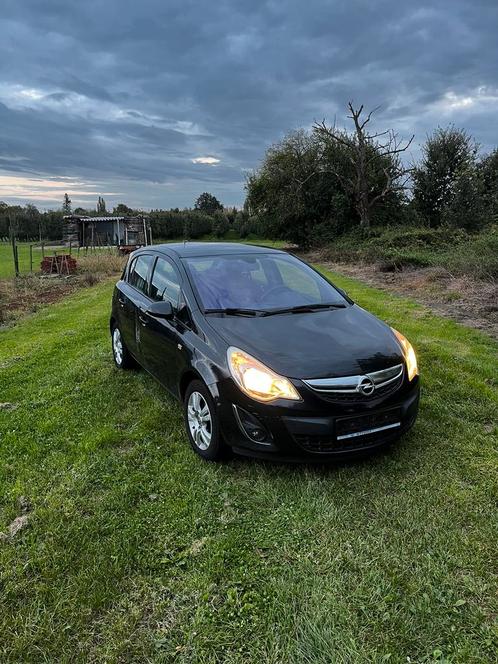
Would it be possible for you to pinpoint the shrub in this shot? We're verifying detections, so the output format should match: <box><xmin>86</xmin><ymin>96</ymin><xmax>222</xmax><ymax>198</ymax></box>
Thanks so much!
<box><xmin>183</xmin><ymin>211</ymin><xmax>212</xmax><ymax>239</ymax></box>
<box><xmin>212</xmin><ymin>210</ymin><xmax>230</xmax><ymax>238</ymax></box>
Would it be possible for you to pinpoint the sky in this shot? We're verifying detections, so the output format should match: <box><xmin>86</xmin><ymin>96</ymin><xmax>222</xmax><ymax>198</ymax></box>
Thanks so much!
<box><xmin>1</xmin><ymin>0</ymin><xmax>497</xmax><ymax>211</ymax></box>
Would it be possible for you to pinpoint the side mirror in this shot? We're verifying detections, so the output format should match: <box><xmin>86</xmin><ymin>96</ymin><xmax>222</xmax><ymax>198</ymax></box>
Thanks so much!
<box><xmin>146</xmin><ymin>300</ymin><xmax>174</xmax><ymax>319</ymax></box>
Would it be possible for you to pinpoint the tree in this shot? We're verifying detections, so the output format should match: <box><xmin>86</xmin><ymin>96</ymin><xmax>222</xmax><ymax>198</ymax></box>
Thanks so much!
<box><xmin>479</xmin><ymin>149</ymin><xmax>498</xmax><ymax>224</ymax></box>
<box><xmin>22</xmin><ymin>203</ymin><xmax>41</xmax><ymax>241</ymax></box>
<box><xmin>441</xmin><ymin>169</ymin><xmax>484</xmax><ymax>230</ymax></box>
<box><xmin>245</xmin><ymin>129</ymin><xmax>330</xmax><ymax>247</ymax></box>
<box><xmin>412</xmin><ymin>126</ymin><xmax>478</xmax><ymax>228</ymax></box>
<box><xmin>113</xmin><ymin>203</ymin><xmax>133</xmax><ymax>216</ymax></box>
<box><xmin>62</xmin><ymin>193</ymin><xmax>72</xmax><ymax>215</ymax></box>
<box><xmin>97</xmin><ymin>196</ymin><xmax>107</xmax><ymax>214</ymax></box>
<box><xmin>314</xmin><ymin>102</ymin><xmax>413</xmax><ymax>229</ymax></box>
<box><xmin>194</xmin><ymin>192</ymin><xmax>223</xmax><ymax>215</ymax></box>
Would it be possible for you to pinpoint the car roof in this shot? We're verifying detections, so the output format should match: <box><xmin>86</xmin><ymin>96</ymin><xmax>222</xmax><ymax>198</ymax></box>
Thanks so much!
<box><xmin>148</xmin><ymin>242</ymin><xmax>285</xmax><ymax>258</ymax></box>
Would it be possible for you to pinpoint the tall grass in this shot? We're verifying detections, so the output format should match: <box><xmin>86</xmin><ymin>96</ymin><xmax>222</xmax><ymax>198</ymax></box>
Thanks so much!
<box><xmin>320</xmin><ymin>225</ymin><xmax>498</xmax><ymax>279</ymax></box>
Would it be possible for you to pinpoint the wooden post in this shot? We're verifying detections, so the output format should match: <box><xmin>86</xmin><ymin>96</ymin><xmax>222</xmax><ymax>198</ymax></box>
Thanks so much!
<box><xmin>11</xmin><ymin>234</ymin><xmax>20</xmax><ymax>277</ymax></box>
<box><xmin>41</xmin><ymin>242</ymin><xmax>45</xmax><ymax>258</ymax></box>
<box><xmin>142</xmin><ymin>217</ymin><xmax>147</xmax><ymax>246</ymax></box>
<box><xmin>69</xmin><ymin>241</ymin><xmax>72</xmax><ymax>255</ymax></box>
<box><xmin>29</xmin><ymin>244</ymin><xmax>33</xmax><ymax>272</ymax></box>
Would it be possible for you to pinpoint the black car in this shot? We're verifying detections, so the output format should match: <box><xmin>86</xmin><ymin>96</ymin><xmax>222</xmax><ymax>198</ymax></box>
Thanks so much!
<box><xmin>110</xmin><ymin>242</ymin><xmax>419</xmax><ymax>461</ymax></box>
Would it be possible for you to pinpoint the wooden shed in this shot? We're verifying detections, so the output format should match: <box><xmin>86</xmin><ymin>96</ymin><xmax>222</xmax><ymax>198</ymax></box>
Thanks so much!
<box><xmin>63</xmin><ymin>215</ymin><xmax>151</xmax><ymax>249</ymax></box>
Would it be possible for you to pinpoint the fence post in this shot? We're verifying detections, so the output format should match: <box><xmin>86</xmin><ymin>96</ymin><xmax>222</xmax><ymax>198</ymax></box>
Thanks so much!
<box><xmin>11</xmin><ymin>234</ymin><xmax>20</xmax><ymax>277</ymax></box>
<box><xmin>30</xmin><ymin>244</ymin><xmax>33</xmax><ymax>272</ymax></box>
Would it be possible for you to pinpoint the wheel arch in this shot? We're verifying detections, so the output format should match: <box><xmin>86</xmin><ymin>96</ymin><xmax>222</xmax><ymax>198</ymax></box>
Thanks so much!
<box><xmin>179</xmin><ymin>363</ymin><xmax>219</xmax><ymax>402</ymax></box>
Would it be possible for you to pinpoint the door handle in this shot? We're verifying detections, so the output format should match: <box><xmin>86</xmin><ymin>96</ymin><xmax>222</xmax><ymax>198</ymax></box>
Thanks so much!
<box><xmin>118</xmin><ymin>296</ymin><xmax>125</xmax><ymax>307</ymax></box>
<box><xmin>138</xmin><ymin>313</ymin><xmax>148</xmax><ymax>326</ymax></box>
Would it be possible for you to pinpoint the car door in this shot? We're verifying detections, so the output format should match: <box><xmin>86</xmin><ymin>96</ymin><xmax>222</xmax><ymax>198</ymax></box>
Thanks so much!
<box><xmin>139</xmin><ymin>255</ymin><xmax>184</xmax><ymax>393</ymax></box>
<box><xmin>118</xmin><ymin>253</ymin><xmax>155</xmax><ymax>360</ymax></box>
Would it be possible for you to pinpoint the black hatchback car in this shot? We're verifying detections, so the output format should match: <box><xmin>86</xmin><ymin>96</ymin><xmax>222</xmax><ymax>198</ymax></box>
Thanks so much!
<box><xmin>110</xmin><ymin>243</ymin><xmax>419</xmax><ymax>461</ymax></box>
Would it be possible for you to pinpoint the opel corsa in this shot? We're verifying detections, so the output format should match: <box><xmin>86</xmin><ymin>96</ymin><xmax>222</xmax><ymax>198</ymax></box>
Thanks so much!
<box><xmin>110</xmin><ymin>243</ymin><xmax>420</xmax><ymax>461</ymax></box>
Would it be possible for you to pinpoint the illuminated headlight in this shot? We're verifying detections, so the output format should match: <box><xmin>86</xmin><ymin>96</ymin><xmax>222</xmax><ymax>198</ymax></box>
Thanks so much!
<box><xmin>392</xmin><ymin>328</ymin><xmax>418</xmax><ymax>381</ymax></box>
<box><xmin>227</xmin><ymin>347</ymin><xmax>301</xmax><ymax>403</ymax></box>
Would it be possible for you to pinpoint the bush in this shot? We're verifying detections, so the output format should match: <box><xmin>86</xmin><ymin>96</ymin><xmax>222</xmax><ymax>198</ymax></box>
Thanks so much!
<box><xmin>149</xmin><ymin>210</ymin><xmax>212</xmax><ymax>240</ymax></box>
<box><xmin>319</xmin><ymin>224</ymin><xmax>498</xmax><ymax>279</ymax></box>
<box><xmin>183</xmin><ymin>211</ymin><xmax>212</xmax><ymax>239</ymax></box>
<box><xmin>212</xmin><ymin>210</ymin><xmax>230</xmax><ymax>238</ymax></box>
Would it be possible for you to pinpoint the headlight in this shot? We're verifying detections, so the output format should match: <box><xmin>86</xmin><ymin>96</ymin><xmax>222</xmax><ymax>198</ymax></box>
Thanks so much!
<box><xmin>227</xmin><ymin>347</ymin><xmax>301</xmax><ymax>402</ymax></box>
<box><xmin>392</xmin><ymin>328</ymin><xmax>418</xmax><ymax>381</ymax></box>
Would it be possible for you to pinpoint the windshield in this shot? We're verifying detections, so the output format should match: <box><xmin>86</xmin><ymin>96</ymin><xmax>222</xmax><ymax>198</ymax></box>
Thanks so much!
<box><xmin>183</xmin><ymin>253</ymin><xmax>348</xmax><ymax>312</ymax></box>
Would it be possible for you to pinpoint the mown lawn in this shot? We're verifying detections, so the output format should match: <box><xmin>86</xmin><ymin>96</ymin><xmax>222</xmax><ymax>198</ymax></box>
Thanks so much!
<box><xmin>0</xmin><ymin>242</ymin><xmax>45</xmax><ymax>279</ymax></box>
<box><xmin>0</xmin><ymin>269</ymin><xmax>497</xmax><ymax>663</ymax></box>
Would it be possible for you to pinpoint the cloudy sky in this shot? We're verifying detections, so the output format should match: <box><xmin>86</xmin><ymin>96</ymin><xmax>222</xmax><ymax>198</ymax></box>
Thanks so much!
<box><xmin>1</xmin><ymin>0</ymin><xmax>497</xmax><ymax>210</ymax></box>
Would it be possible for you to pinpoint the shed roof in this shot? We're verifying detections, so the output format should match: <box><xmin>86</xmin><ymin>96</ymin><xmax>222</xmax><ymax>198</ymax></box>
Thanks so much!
<box><xmin>63</xmin><ymin>215</ymin><xmax>145</xmax><ymax>223</ymax></box>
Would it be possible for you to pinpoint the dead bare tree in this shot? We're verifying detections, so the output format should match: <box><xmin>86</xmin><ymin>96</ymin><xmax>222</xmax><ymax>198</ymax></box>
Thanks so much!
<box><xmin>314</xmin><ymin>102</ymin><xmax>414</xmax><ymax>228</ymax></box>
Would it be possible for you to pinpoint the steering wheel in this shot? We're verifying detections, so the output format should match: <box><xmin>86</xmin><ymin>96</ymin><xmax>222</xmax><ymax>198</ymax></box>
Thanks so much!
<box><xmin>260</xmin><ymin>285</ymin><xmax>291</xmax><ymax>303</ymax></box>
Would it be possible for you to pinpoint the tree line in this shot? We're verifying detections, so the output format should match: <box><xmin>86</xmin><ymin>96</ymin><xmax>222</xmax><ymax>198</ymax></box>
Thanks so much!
<box><xmin>245</xmin><ymin>103</ymin><xmax>498</xmax><ymax>247</ymax></box>
<box><xmin>4</xmin><ymin>102</ymin><xmax>495</xmax><ymax>248</ymax></box>
<box><xmin>0</xmin><ymin>192</ymin><xmax>239</xmax><ymax>242</ymax></box>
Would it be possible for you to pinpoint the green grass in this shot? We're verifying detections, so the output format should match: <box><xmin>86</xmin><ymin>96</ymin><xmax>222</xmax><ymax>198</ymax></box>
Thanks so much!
<box><xmin>0</xmin><ymin>242</ymin><xmax>46</xmax><ymax>278</ymax></box>
<box><xmin>0</xmin><ymin>269</ymin><xmax>497</xmax><ymax>662</ymax></box>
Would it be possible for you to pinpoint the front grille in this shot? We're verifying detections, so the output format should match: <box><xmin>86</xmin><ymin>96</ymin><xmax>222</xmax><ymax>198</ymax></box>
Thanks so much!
<box><xmin>294</xmin><ymin>408</ymin><xmax>402</xmax><ymax>454</ymax></box>
<box><xmin>303</xmin><ymin>363</ymin><xmax>404</xmax><ymax>402</ymax></box>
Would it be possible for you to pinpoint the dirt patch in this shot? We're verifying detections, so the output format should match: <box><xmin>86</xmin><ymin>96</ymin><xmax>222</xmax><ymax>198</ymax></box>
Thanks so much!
<box><xmin>0</xmin><ymin>496</ymin><xmax>32</xmax><ymax>542</ymax></box>
<box><xmin>0</xmin><ymin>274</ymin><xmax>78</xmax><ymax>324</ymax></box>
<box><xmin>303</xmin><ymin>252</ymin><xmax>498</xmax><ymax>339</ymax></box>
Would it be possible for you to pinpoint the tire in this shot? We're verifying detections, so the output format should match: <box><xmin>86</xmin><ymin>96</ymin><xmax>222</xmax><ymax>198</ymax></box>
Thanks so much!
<box><xmin>184</xmin><ymin>380</ymin><xmax>224</xmax><ymax>461</ymax></box>
<box><xmin>111</xmin><ymin>324</ymin><xmax>136</xmax><ymax>370</ymax></box>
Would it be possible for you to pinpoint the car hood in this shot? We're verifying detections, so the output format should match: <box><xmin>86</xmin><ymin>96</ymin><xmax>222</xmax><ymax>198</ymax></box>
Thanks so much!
<box><xmin>206</xmin><ymin>304</ymin><xmax>404</xmax><ymax>379</ymax></box>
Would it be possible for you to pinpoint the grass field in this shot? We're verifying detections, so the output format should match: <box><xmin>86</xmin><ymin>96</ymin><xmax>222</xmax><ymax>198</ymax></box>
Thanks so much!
<box><xmin>0</xmin><ymin>242</ymin><xmax>45</xmax><ymax>278</ymax></box>
<box><xmin>0</xmin><ymin>268</ymin><xmax>497</xmax><ymax>662</ymax></box>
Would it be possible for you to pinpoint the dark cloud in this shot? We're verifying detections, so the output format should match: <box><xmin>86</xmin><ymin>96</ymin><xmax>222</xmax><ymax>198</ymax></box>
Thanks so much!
<box><xmin>1</xmin><ymin>0</ymin><xmax>497</xmax><ymax>208</ymax></box>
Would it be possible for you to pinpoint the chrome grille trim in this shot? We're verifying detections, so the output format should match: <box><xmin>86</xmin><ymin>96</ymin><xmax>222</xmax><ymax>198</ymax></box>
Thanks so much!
<box><xmin>336</xmin><ymin>421</ymin><xmax>401</xmax><ymax>440</ymax></box>
<box><xmin>303</xmin><ymin>363</ymin><xmax>404</xmax><ymax>395</ymax></box>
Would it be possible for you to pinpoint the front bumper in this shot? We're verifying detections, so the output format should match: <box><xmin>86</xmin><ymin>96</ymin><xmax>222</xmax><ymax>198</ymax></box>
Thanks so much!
<box><xmin>215</xmin><ymin>375</ymin><xmax>420</xmax><ymax>462</ymax></box>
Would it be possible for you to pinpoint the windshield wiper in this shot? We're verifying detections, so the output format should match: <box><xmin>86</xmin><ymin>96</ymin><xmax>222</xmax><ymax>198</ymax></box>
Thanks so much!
<box><xmin>204</xmin><ymin>307</ymin><xmax>266</xmax><ymax>317</ymax></box>
<box><xmin>261</xmin><ymin>303</ymin><xmax>347</xmax><ymax>316</ymax></box>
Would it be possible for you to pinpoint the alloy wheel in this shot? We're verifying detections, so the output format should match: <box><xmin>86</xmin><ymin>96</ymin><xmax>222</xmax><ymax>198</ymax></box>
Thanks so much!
<box><xmin>187</xmin><ymin>391</ymin><xmax>212</xmax><ymax>450</ymax></box>
<box><xmin>112</xmin><ymin>327</ymin><xmax>123</xmax><ymax>366</ymax></box>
